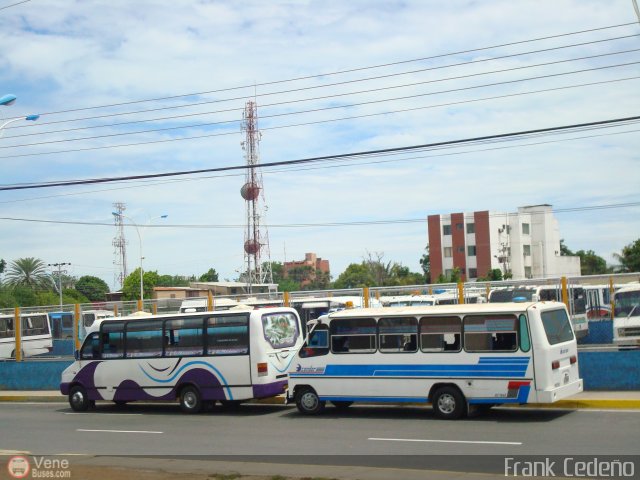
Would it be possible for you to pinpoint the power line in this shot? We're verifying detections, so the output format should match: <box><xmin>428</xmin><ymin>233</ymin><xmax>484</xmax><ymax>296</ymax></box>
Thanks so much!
<box><xmin>6</xmin><ymin>32</ymin><xmax>638</xmax><ymax>131</ymax></box>
<box><xmin>2</xmin><ymin>60</ymin><xmax>639</xmax><ymax>159</ymax></box>
<box><xmin>2</xmin><ymin>124</ymin><xmax>638</xmax><ymax>205</ymax></box>
<box><xmin>4</xmin><ymin>47</ymin><xmax>639</xmax><ymax>148</ymax></box>
<box><xmin>0</xmin><ymin>0</ymin><xmax>31</xmax><ymax>12</ymax></box>
<box><xmin>1</xmin><ymin>202</ymin><xmax>638</xmax><ymax>229</ymax></box>
<box><xmin>1</xmin><ymin>114</ymin><xmax>638</xmax><ymax>191</ymax></box>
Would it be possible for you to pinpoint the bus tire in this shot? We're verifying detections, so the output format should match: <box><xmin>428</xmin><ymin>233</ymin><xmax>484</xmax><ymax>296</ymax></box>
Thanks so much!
<box><xmin>295</xmin><ymin>387</ymin><xmax>325</xmax><ymax>415</ymax></box>
<box><xmin>179</xmin><ymin>386</ymin><xmax>202</xmax><ymax>414</ymax></box>
<box><xmin>69</xmin><ymin>385</ymin><xmax>90</xmax><ymax>412</ymax></box>
<box><xmin>432</xmin><ymin>386</ymin><xmax>466</xmax><ymax>420</ymax></box>
<box><xmin>331</xmin><ymin>401</ymin><xmax>353</xmax><ymax>410</ymax></box>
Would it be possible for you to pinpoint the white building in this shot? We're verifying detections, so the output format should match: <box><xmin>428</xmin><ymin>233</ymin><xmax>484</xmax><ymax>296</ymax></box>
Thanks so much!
<box><xmin>427</xmin><ymin>204</ymin><xmax>581</xmax><ymax>281</ymax></box>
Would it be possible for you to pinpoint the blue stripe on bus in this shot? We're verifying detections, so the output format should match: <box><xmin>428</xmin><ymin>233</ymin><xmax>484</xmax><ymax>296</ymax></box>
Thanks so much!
<box><xmin>320</xmin><ymin>396</ymin><xmax>429</xmax><ymax>403</ymax></box>
<box><xmin>139</xmin><ymin>360</ymin><xmax>234</xmax><ymax>400</ymax></box>
<box><xmin>469</xmin><ymin>385</ymin><xmax>531</xmax><ymax>404</ymax></box>
<box><xmin>290</xmin><ymin>357</ymin><xmax>530</xmax><ymax>379</ymax></box>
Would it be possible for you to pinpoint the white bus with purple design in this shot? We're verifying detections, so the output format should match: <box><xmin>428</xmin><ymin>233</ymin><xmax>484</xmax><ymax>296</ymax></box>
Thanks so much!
<box><xmin>287</xmin><ymin>302</ymin><xmax>582</xmax><ymax>419</ymax></box>
<box><xmin>60</xmin><ymin>307</ymin><xmax>302</xmax><ymax>413</ymax></box>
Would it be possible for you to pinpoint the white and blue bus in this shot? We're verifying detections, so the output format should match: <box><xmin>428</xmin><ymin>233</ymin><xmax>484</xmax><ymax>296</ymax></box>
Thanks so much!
<box><xmin>61</xmin><ymin>306</ymin><xmax>303</xmax><ymax>413</ymax></box>
<box><xmin>0</xmin><ymin>312</ymin><xmax>53</xmax><ymax>358</ymax></box>
<box><xmin>287</xmin><ymin>302</ymin><xmax>582</xmax><ymax>419</ymax></box>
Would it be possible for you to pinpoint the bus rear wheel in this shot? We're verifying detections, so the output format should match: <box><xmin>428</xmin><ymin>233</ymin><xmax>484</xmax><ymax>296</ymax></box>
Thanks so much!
<box><xmin>432</xmin><ymin>386</ymin><xmax>466</xmax><ymax>420</ymax></box>
<box><xmin>295</xmin><ymin>387</ymin><xmax>325</xmax><ymax>415</ymax></box>
<box><xmin>179</xmin><ymin>386</ymin><xmax>202</xmax><ymax>414</ymax></box>
<box><xmin>69</xmin><ymin>385</ymin><xmax>89</xmax><ymax>412</ymax></box>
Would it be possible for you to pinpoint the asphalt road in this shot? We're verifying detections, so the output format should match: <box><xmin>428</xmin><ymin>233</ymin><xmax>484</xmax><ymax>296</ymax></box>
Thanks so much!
<box><xmin>1</xmin><ymin>402</ymin><xmax>639</xmax><ymax>477</ymax></box>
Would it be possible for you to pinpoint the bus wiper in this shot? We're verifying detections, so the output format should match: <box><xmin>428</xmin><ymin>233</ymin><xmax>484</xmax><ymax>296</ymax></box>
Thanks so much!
<box><xmin>626</xmin><ymin>305</ymin><xmax>639</xmax><ymax>320</ymax></box>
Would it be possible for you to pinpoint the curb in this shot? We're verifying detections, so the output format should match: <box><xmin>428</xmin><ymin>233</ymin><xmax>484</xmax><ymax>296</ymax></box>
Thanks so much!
<box><xmin>1</xmin><ymin>394</ymin><xmax>640</xmax><ymax>409</ymax></box>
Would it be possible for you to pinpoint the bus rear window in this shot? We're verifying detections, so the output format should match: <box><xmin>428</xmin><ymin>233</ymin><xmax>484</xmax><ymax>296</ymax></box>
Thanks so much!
<box><xmin>262</xmin><ymin>312</ymin><xmax>300</xmax><ymax>349</ymax></box>
<box><xmin>541</xmin><ymin>309</ymin><xmax>574</xmax><ymax>345</ymax></box>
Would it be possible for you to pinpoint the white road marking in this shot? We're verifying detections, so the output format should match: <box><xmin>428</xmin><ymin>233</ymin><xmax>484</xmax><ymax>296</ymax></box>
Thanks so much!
<box><xmin>369</xmin><ymin>437</ymin><xmax>522</xmax><ymax>445</ymax></box>
<box><xmin>77</xmin><ymin>429</ymin><xmax>163</xmax><ymax>434</ymax></box>
<box><xmin>0</xmin><ymin>450</ymin><xmax>31</xmax><ymax>455</ymax></box>
<box><xmin>64</xmin><ymin>412</ymin><xmax>143</xmax><ymax>416</ymax></box>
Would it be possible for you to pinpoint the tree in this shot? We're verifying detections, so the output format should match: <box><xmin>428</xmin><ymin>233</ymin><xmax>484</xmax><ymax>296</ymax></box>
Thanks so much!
<box><xmin>560</xmin><ymin>239</ymin><xmax>574</xmax><ymax>256</ymax></box>
<box><xmin>76</xmin><ymin>276</ymin><xmax>110</xmax><ymax>301</ymax></box>
<box><xmin>613</xmin><ymin>239</ymin><xmax>640</xmax><ymax>272</ymax></box>
<box><xmin>574</xmin><ymin>250</ymin><xmax>609</xmax><ymax>275</ymax></box>
<box><xmin>0</xmin><ymin>258</ymin><xmax>5</xmax><ymax>275</ymax></box>
<box><xmin>477</xmin><ymin>268</ymin><xmax>503</xmax><ymax>282</ymax></box>
<box><xmin>156</xmin><ymin>274</ymin><xmax>192</xmax><ymax>287</ymax></box>
<box><xmin>198</xmin><ymin>268</ymin><xmax>219</xmax><ymax>282</ymax></box>
<box><xmin>5</xmin><ymin>257</ymin><xmax>52</xmax><ymax>289</ymax></box>
<box><xmin>333</xmin><ymin>263</ymin><xmax>375</xmax><ymax>289</ymax></box>
<box><xmin>419</xmin><ymin>246</ymin><xmax>430</xmax><ymax>283</ymax></box>
<box><xmin>122</xmin><ymin>268</ymin><xmax>160</xmax><ymax>300</ymax></box>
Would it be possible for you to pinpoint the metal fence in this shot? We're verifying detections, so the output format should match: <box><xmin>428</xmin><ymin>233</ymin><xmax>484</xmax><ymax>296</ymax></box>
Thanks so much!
<box><xmin>1</xmin><ymin>273</ymin><xmax>638</xmax><ymax>361</ymax></box>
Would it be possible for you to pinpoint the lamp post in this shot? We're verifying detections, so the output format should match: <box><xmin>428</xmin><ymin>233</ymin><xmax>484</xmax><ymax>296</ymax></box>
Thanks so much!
<box><xmin>112</xmin><ymin>212</ymin><xmax>168</xmax><ymax>301</ymax></box>
<box><xmin>1</xmin><ymin>94</ymin><xmax>40</xmax><ymax>137</ymax></box>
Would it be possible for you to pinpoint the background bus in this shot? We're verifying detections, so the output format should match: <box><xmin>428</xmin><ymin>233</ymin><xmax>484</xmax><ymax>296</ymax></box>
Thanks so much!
<box><xmin>47</xmin><ymin>311</ymin><xmax>75</xmax><ymax>339</ymax></box>
<box><xmin>0</xmin><ymin>312</ymin><xmax>53</xmax><ymax>358</ymax></box>
<box><xmin>61</xmin><ymin>307</ymin><xmax>303</xmax><ymax>413</ymax></box>
<box><xmin>613</xmin><ymin>284</ymin><xmax>640</xmax><ymax>346</ymax></box>
<box><xmin>488</xmin><ymin>285</ymin><xmax>588</xmax><ymax>338</ymax></box>
<box><xmin>287</xmin><ymin>302</ymin><xmax>582</xmax><ymax>419</ymax></box>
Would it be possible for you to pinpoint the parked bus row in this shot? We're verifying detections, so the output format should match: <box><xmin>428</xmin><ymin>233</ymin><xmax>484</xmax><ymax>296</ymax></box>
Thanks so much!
<box><xmin>60</xmin><ymin>299</ymin><xmax>584</xmax><ymax>420</ymax></box>
<box><xmin>0</xmin><ymin>313</ymin><xmax>53</xmax><ymax>359</ymax></box>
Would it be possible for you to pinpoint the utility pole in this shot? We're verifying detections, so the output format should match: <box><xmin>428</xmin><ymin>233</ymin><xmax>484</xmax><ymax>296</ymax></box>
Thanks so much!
<box><xmin>48</xmin><ymin>262</ymin><xmax>71</xmax><ymax>310</ymax></box>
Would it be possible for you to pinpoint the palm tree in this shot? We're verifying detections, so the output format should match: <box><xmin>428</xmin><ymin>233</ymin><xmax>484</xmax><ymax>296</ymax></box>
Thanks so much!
<box><xmin>5</xmin><ymin>257</ymin><xmax>52</xmax><ymax>289</ymax></box>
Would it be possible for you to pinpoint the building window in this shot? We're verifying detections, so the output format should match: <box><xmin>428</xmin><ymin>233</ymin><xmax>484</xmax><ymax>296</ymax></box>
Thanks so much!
<box><xmin>523</xmin><ymin>245</ymin><xmax>531</xmax><ymax>256</ymax></box>
<box><xmin>468</xmin><ymin>268</ymin><xmax>478</xmax><ymax>278</ymax></box>
<box><xmin>456</xmin><ymin>223</ymin><xmax>463</xmax><ymax>230</ymax></box>
<box><xmin>444</xmin><ymin>247</ymin><xmax>452</xmax><ymax>257</ymax></box>
<box><xmin>444</xmin><ymin>269</ymin><xmax>453</xmax><ymax>278</ymax></box>
<box><xmin>467</xmin><ymin>245</ymin><xmax>476</xmax><ymax>256</ymax></box>
<box><xmin>522</xmin><ymin>223</ymin><xmax>530</xmax><ymax>235</ymax></box>
<box><xmin>466</xmin><ymin>223</ymin><xmax>475</xmax><ymax>234</ymax></box>
<box><xmin>443</xmin><ymin>224</ymin><xmax>451</xmax><ymax>235</ymax></box>
<box><xmin>525</xmin><ymin>266</ymin><xmax>532</xmax><ymax>278</ymax></box>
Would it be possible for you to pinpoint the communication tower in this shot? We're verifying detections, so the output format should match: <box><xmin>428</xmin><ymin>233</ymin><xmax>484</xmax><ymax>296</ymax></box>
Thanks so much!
<box><xmin>240</xmin><ymin>100</ymin><xmax>273</xmax><ymax>292</ymax></box>
<box><xmin>112</xmin><ymin>202</ymin><xmax>128</xmax><ymax>290</ymax></box>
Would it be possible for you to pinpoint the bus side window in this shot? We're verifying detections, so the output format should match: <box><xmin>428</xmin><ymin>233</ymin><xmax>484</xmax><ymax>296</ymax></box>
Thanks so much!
<box><xmin>300</xmin><ymin>325</ymin><xmax>329</xmax><ymax>358</ymax></box>
<box><xmin>100</xmin><ymin>322</ymin><xmax>125</xmax><ymax>359</ymax></box>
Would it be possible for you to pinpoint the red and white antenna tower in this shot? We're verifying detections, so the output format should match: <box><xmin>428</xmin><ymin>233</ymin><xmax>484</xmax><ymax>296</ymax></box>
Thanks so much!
<box><xmin>240</xmin><ymin>100</ymin><xmax>273</xmax><ymax>292</ymax></box>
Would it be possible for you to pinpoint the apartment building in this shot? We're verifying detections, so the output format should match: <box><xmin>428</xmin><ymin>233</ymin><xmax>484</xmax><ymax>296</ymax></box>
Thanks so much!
<box><xmin>283</xmin><ymin>252</ymin><xmax>330</xmax><ymax>287</ymax></box>
<box><xmin>427</xmin><ymin>204</ymin><xmax>581</xmax><ymax>281</ymax></box>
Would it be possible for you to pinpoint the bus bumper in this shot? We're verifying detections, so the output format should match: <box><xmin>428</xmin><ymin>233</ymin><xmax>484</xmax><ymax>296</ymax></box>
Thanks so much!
<box><xmin>537</xmin><ymin>378</ymin><xmax>583</xmax><ymax>403</ymax></box>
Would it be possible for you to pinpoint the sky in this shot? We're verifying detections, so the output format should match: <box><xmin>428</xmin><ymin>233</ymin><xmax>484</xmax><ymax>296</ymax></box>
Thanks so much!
<box><xmin>0</xmin><ymin>0</ymin><xmax>639</xmax><ymax>291</ymax></box>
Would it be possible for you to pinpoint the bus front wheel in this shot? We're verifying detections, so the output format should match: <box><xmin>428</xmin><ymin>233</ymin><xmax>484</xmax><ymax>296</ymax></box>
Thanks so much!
<box><xmin>69</xmin><ymin>385</ymin><xmax>89</xmax><ymax>412</ymax></box>
<box><xmin>432</xmin><ymin>386</ymin><xmax>466</xmax><ymax>420</ymax></box>
<box><xmin>295</xmin><ymin>387</ymin><xmax>325</xmax><ymax>415</ymax></box>
<box><xmin>179</xmin><ymin>386</ymin><xmax>202</xmax><ymax>414</ymax></box>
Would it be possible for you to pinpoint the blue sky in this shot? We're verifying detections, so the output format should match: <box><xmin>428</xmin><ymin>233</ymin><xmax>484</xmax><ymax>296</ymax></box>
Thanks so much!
<box><xmin>1</xmin><ymin>0</ymin><xmax>639</xmax><ymax>290</ymax></box>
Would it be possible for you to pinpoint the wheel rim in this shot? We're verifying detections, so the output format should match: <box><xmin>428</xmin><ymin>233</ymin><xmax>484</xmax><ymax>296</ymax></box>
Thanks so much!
<box><xmin>437</xmin><ymin>393</ymin><xmax>456</xmax><ymax>414</ymax></box>
<box><xmin>71</xmin><ymin>390</ymin><xmax>84</xmax><ymax>408</ymax></box>
<box><xmin>183</xmin><ymin>391</ymin><xmax>197</xmax><ymax>409</ymax></box>
<box><xmin>300</xmin><ymin>392</ymin><xmax>318</xmax><ymax>411</ymax></box>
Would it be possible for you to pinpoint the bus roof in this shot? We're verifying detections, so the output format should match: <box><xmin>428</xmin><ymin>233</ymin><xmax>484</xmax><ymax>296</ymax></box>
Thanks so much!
<box><xmin>324</xmin><ymin>302</ymin><xmax>564</xmax><ymax>319</ymax></box>
<box><xmin>85</xmin><ymin>306</ymin><xmax>299</xmax><ymax>335</ymax></box>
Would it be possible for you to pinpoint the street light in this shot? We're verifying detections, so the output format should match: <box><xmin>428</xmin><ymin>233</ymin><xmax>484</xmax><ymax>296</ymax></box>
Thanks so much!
<box><xmin>112</xmin><ymin>212</ymin><xmax>168</xmax><ymax>301</ymax></box>
<box><xmin>1</xmin><ymin>94</ymin><xmax>40</xmax><ymax>137</ymax></box>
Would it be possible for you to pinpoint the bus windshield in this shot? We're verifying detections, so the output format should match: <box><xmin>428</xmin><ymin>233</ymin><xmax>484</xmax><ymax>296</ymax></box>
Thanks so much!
<box><xmin>614</xmin><ymin>290</ymin><xmax>640</xmax><ymax>317</ymax></box>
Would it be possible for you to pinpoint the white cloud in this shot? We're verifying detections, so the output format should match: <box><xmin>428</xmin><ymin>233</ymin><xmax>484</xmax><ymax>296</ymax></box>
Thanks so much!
<box><xmin>0</xmin><ymin>0</ymin><xmax>638</xmax><ymax>289</ymax></box>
